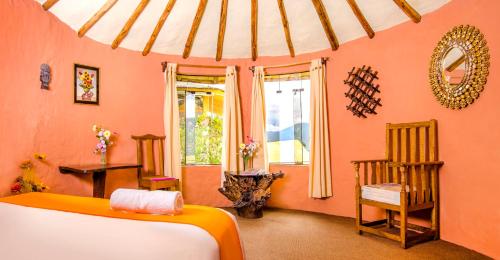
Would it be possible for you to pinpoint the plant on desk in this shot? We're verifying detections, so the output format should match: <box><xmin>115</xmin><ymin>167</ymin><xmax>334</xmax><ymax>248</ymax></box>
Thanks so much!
<box><xmin>239</xmin><ymin>136</ymin><xmax>258</xmax><ymax>170</ymax></box>
<box><xmin>93</xmin><ymin>125</ymin><xmax>115</xmax><ymax>164</ymax></box>
<box><xmin>11</xmin><ymin>155</ymin><xmax>49</xmax><ymax>195</ymax></box>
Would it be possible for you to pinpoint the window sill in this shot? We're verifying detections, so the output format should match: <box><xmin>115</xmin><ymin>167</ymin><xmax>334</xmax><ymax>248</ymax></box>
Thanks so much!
<box><xmin>269</xmin><ymin>163</ymin><xmax>309</xmax><ymax>166</ymax></box>
<box><xmin>181</xmin><ymin>163</ymin><xmax>308</xmax><ymax>167</ymax></box>
<box><xmin>182</xmin><ymin>164</ymin><xmax>221</xmax><ymax>167</ymax></box>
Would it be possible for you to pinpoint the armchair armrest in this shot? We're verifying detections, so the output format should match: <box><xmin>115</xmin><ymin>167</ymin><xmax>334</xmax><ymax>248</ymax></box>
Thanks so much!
<box><xmin>352</xmin><ymin>159</ymin><xmax>389</xmax><ymax>187</ymax></box>
<box><xmin>390</xmin><ymin>161</ymin><xmax>444</xmax><ymax>168</ymax></box>
<box><xmin>392</xmin><ymin>161</ymin><xmax>444</xmax><ymax>193</ymax></box>
<box><xmin>351</xmin><ymin>159</ymin><xmax>389</xmax><ymax>164</ymax></box>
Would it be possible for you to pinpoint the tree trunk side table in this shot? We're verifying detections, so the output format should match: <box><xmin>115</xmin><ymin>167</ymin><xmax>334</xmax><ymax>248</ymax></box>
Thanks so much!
<box><xmin>218</xmin><ymin>171</ymin><xmax>284</xmax><ymax>218</ymax></box>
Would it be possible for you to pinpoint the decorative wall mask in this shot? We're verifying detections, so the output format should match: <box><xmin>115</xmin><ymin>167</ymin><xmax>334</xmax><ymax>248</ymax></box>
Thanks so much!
<box><xmin>429</xmin><ymin>25</ymin><xmax>490</xmax><ymax>109</ymax></box>
<box><xmin>344</xmin><ymin>66</ymin><xmax>382</xmax><ymax>118</ymax></box>
<box><xmin>40</xmin><ymin>64</ymin><xmax>51</xmax><ymax>90</ymax></box>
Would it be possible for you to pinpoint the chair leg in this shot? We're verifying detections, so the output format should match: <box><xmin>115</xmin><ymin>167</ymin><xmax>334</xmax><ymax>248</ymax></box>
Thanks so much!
<box><xmin>355</xmin><ymin>188</ymin><xmax>363</xmax><ymax>235</ymax></box>
<box><xmin>400</xmin><ymin>209</ymin><xmax>407</xmax><ymax>249</ymax></box>
<box><xmin>386</xmin><ymin>210</ymin><xmax>393</xmax><ymax>228</ymax></box>
<box><xmin>399</xmin><ymin>198</ymin><xmax>408</xmax><ymax>249</ymax></box>
<box><xmin>431</xmin><ymin>206</ymin><xmax>440</xmax><ymax>240</ymax></box>
<box><xmin>356</xmin><ymin>203</ymin><xmax>363</xmax><ymax>234</ymax></box>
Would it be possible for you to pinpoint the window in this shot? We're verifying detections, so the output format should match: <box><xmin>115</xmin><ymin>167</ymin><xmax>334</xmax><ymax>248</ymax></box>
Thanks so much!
<box><xmin>177</xmin><ymin>75</ymin><xmax>225</xmax><ymax>165</ymax></box>
<box><xmin>264</xmin><ymin>72</ymin><xmax>310</xmax><ymax>164</ymax></box>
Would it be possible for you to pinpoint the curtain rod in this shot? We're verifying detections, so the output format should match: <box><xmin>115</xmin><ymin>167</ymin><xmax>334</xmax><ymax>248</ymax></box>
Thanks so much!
<box><xmin>263</xmin><ymin>70</ymin><xmax>310</xmax><ymax>77</ymax></box>
<box><xmin>177</xmin><ymin>72</ymin><xmax>226</xmax><ymax>77</ymax></box>
<box><xmin>249</xmin><ymin>57</ymin><xmax>329</xmax><ymax>72</ymax></box>
<box><xmin>161</xmin><ymin>62</ymin><xmax>238</xmax><ymax>72</ymax></box>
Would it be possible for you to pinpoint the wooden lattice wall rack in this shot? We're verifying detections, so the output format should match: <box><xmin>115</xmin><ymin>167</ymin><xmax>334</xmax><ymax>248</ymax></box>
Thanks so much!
<box><xmin>344</xmin><ymin>65</ymin><xmax>382</xmax><ymax>118</ymax></box>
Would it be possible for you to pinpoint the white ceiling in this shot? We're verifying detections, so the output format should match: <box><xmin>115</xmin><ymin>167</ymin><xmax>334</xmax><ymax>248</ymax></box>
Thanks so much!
<box><xmin>37</xmin><ymin>0</ymin><xmax>451</xmax><ymax>59</ymax></box>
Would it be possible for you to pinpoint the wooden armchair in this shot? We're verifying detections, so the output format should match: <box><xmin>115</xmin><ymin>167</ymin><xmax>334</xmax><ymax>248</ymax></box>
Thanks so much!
<box><xmin>352</xmin><ymin>120</ymin><xmax>443</xmax><ymax>248</ymax></box>
<box><xmin>131</xmin><ymin>134</ymin><xmax>180</xmax><ymax>191</ymax></box>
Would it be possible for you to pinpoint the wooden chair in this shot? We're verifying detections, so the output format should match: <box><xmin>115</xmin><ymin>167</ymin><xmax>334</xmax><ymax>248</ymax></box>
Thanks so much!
<box><xmin>352</xmin><ymin>120</ymin><xmax>444</xmax><ymax>248</ymax></box>
<box><xmin>131</xmin><ymin>134</ymin><xmax>180</xmax><ymax>191</ymax></box>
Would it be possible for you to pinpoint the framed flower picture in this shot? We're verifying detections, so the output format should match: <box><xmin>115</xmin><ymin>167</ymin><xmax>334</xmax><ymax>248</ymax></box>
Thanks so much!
<box><xmin>74</xmin><ymin>64</ymin><xmax>99</xmax><ymax>105</ymax></box>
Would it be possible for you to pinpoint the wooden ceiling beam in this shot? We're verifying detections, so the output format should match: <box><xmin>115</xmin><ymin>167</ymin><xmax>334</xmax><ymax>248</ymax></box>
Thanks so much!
<box><xmin>215</xmin><ymin>0</ymin><xmax>228</xmax><ymax>61</ymax></box>
<box><xmin>251</xmin><ymin>0</ymin><xmax>258</xmax><ymax>61</ymax></box>
<box><xmin>142</xmin><ymin>0</ymin><xmax>177</xmax><ymax>56</ymax></box>
<box><xmin>183</xmin><ymin>0</ymin><xmax>208</xmax><ymax>59</ymax></box>
<box><xmin>42</xmin><ymin>0</ymin><xmax>59</xmax><ymax>10</ymax></box>
<box><xmin>111</xmin><ymin>0</ymin><xmax>150</xmax><ymax>49</ymax></box>
<box><xmin>78</xmin><ymin>0</ymin><xmax>118</xmax><ymax>38</ymax></box>
<box><xmin>310</xmin><ymin>0</ymin><xmax>339</xmax><ymax>51</ymax></box>
<box><xmin>346</xmin><ymin>0</ymin><xmax>374</xmax><ymax>39</ymax></box>
<box><xmin>277</xmin><ymin>0</ymin><xmax>295</xmax><ymax>57</ymax></box>
<box><xmin>393</xmin><ymin>0</ymin><xmax>421</xmax><ymax>23</ymax></box>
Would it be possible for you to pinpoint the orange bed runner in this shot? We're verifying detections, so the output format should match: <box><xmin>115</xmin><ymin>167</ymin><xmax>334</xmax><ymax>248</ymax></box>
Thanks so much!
<box><xmin>0</xmin><ymin>192</ymin><xmax>243</xmax><ymax>260</ymax></box>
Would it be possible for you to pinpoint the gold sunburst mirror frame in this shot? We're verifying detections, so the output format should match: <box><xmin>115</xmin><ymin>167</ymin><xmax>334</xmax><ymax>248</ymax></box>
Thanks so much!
<box><xmin>429</xmin><ymin>25</ymin><xmax>490</xmax><ymax>109</ymax></box>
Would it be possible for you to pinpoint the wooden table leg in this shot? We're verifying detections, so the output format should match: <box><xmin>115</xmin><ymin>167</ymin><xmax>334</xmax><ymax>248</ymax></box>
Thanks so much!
<box><xmin>92</xmin><ymin>171</ymin><xmax>107</xmax><ymax>198</ymax></box>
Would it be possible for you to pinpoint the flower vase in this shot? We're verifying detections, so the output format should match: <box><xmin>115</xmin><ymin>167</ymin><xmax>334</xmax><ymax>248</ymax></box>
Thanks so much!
<box><xmin>100</xmin><ymin>152</ymin><xmax>107</xmax><ymax>165</ymax></box>
<box><xmin>243</xmin><ymin>157</ymin><xmax>253</xmax><ymax>171</ymax></box>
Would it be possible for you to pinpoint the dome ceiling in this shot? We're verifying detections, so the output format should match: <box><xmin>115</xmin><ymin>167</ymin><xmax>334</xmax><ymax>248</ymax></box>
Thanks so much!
<box><xmin>37</xmin><ymin>0</ymin><xmax>450</xmax><ymax>60</ymax></box>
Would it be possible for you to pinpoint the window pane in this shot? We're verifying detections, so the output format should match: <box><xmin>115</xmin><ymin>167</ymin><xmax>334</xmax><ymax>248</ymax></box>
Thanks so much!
<box><xmin>178</xmin><ymin>91</ymin><xmax>186</xmax><ymax>165</ymax></box>
<box><xmin>177</xmin><ymin>80</ymin><xmax>224</xmax><ymax>165</ymax></box>
<box><xmin>301</xmin><ymin>80</ymin><xmax>310</xmax><ymax>163</ymax></box>
<box><xmin>185</xmin><ymin>91</ymin><xmax>196</xmax><ymax>164</ymax></box>
<box><xmin>265</xmin><ymin>74</ymin><xmax>310</xmax><ymax>164</ymax></box>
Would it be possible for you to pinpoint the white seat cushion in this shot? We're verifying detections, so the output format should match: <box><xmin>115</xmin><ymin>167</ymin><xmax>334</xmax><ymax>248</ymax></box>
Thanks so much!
<box><xmin>361</xmin><ymin>183</ymin><xmax>410</xmax><ymax>205</ymax></box>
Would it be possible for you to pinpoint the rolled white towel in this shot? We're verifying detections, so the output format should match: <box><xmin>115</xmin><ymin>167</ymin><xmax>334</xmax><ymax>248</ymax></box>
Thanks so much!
<box><xmin>110</xmin><ymin>189</ymin><xmax>184</xmax><ymax>215</ymax></box>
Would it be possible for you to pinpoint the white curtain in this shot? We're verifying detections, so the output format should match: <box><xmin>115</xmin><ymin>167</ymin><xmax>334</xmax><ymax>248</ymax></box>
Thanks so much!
<box><xmin>309</xmin><ymin>59</ymin><xmax>332</xmax><ymax>198</ymax></box>
<box><xmin>163</xmin><ymin>63</ymin><xmax>182</xmax><ymax>187</ymax></box>
<box><xmin>221</xmin><ymin>66</ymin><xmax>243</xmax><ymax>182</ymax></box>
<box><xmin>250</xmin><ymin>66</ymin><xmax>269</xmax><ymax>172</ymax></box>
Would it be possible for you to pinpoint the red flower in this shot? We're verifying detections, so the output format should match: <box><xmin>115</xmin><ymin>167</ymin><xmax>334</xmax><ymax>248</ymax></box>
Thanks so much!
<box><xmin>11</xmin><ymin>182</ymin><xmax>21</xmax><ymax>192</ymax></box>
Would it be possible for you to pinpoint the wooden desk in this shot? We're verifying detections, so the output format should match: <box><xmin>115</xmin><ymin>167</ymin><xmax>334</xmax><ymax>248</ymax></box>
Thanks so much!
<box><xmin>59</xmin><ymin>164</ymin><xmax>142</xmax><ymax>198</ymax></box>
<box><xmin>219</xmin><ymin>171</ymin><xmax>284</xmax><ymax>218</ymax></box>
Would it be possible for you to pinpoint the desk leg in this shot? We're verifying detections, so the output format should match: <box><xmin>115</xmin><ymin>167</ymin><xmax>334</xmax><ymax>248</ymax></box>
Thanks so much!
<box><xmin>92</xmin><ymin>171</ymin><xmax>107</xmax><ymax>198</ymax></box>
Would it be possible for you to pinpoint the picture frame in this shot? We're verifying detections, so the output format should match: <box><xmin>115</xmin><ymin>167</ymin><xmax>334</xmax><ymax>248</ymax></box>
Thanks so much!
<box><xmin>74</xmin><ymin>64</ymin><xmax>99</xmax><ymax>105</ymax></box>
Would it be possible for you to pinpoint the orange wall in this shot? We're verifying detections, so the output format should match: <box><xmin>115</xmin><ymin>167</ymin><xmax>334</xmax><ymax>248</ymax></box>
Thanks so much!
<box><xmin>1</xmin><ymin>0</ymin><xmax>499</xmax><ymax>258</ymax></box>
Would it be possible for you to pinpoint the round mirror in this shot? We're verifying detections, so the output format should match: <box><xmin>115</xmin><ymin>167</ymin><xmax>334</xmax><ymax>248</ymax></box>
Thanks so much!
<box><xmin>429</xmin><ymin>25</ymin><xmax>490</xmax><ymax>109</ymax></box>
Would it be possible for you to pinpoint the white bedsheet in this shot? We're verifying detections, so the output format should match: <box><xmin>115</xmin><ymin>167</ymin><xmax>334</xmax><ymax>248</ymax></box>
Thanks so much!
<box><xmin>0</xmin><ymin>202</ymin><xmax>240</xmax><ymax>260</ymax></box>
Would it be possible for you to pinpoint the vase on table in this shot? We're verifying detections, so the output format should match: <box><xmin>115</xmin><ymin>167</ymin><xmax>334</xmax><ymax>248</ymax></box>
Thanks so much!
<box><xmin>100</xmin><ymin>152</ymin><xmax>107</xmax><ymax>165</ymax></box>
<box><xmin>243</xmin><ymin>157</ymin><xmax>253</xmax><ymax>171</ymax></box>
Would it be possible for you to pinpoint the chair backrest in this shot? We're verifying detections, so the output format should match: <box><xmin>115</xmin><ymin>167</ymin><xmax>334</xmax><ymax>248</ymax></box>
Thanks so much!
<box><xmin>385</xmin><ymin>119</ymin><xmax>438</xmax><ymax>182</ymax></box>
<box><xmin>131</xmin><ymin>134</ymin><xmax>166</xmax><ymax>179</ymax></box>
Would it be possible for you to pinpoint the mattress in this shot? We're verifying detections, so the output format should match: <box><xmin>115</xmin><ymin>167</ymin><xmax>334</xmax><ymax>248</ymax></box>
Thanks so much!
<box><xmin>361</xmin><ymin>183</ymin><xmax>412</xmax><ymax>205</ymax></box>
<box><xmin>0</xmin><ymin>194</ymin><xmax>244</xmax><ymax>260</ymax></box>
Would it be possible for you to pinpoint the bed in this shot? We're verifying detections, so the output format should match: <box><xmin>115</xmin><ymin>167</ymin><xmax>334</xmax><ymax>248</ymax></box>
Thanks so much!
<box><xmin>0</xmin><ymin>193</ymin><xmax>244</xmax><ymax>260</ymax></box>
